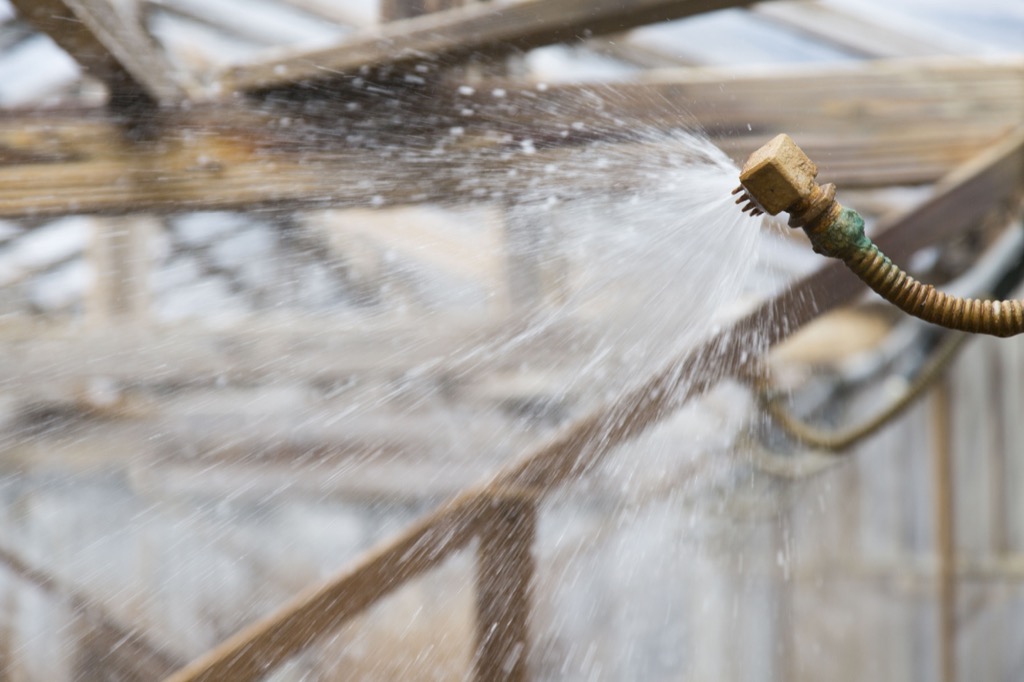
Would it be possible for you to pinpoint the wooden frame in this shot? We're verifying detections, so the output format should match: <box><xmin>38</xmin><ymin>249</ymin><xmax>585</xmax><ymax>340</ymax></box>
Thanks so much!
<box><xmin>0</xmin><ymin>1</ymin><xmax>1021</xmax><ymax>679</ymax></box>
<box><xmin>163</xmin><ymin>129</ymin><xmax>1024</xmax><ymax>681</ymax></box>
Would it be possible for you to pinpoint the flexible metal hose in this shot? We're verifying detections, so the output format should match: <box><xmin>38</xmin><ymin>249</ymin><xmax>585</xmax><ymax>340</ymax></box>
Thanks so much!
<box><xmin>844</xmin><ymin>244</ymin><xmax>1024</xmax><ymax>337</ymax></box>
<box><xmin>736</xmin><ymin>133</ymin><xmax>1024</xmax><ymax>338</ymax></box>
<box><xmin>805</xmin><ymin>206</ymin><xmax>1024</xmax><ymax>338</ymax></box>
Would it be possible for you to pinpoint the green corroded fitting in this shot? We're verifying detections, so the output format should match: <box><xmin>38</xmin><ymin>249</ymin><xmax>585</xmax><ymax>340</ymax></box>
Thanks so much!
<box><xmin>735</xmin><ymin>134</ymin><xmax>1024</xmax><ymax>338</ymax></box>
<box><xmin>804</xmin><ymin>206</ymin><xmax>870</xmax><ymax>260</ymax></box>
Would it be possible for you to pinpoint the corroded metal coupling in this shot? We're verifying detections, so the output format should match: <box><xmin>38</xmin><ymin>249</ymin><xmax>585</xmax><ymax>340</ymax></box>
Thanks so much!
<box><xmin>736</xmin><ymin>134</ymin><xmax>1024</xmax><ymax>338</ymax></box>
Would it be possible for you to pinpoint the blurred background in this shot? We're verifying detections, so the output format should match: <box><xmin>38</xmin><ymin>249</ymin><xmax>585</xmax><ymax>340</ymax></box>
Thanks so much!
<box><xmin>0</xmin><ymin>0</ymin><xmax>1022</xmax><ymax>680</ymax></box>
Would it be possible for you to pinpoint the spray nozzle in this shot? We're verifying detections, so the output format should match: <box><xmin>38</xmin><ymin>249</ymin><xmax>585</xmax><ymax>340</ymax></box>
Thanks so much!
<box><xmin>732</xmin><ymin>133</ymin><xmax>1024</xmax><ymax>337</ymax></box>
<box><xmin>733</xmin><ymin>134</ymin><xmax>839</xmax><ymax>231</ymax></box>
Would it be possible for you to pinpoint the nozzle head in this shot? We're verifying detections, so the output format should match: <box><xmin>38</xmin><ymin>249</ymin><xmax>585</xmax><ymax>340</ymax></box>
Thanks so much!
<box><xmin>738</xmin><ymin>134</ymin><xmax>819</xmax><ymax>216</ymax></box>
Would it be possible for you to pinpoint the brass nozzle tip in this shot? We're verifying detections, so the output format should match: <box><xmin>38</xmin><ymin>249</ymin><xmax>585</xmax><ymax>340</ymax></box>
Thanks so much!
<box><xmin>737</xmin><ymin>134</ymin><xmax>838</xmax><ymax>230</ymax></box>
<box><xmin>738</xmin><ymin>134</ymin><xmax>819</xmax><ymax>216</ymax></box>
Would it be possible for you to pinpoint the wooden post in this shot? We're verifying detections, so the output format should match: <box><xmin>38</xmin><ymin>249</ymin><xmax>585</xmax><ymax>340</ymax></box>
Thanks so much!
<box><xmin>473</xmin><ymin>497</ymin><xmax>536</xmax><ymax>682</ymax></box>
<box><xmin>87</xmin><ymin>217</ymin><xmax>155</xmax><ymax>325</ymax></box>
<box><xmin>501</xmin><ymin>202</ymin><xmax>570</xmax><ymax>314</ymax></box>
<box><xmin>0</xmin><ymin>580</ymin><xmax>12</xmax><ymax>681</ymax></box>
<box><xmin>502</xmin><ymin>204</ymin><xmax>544</xmax><ymax>312</ymax></box>
<box><xmin>931</xmin><ymin>380</ymin><xmax>956</xmax><ymax>682</ymax></box>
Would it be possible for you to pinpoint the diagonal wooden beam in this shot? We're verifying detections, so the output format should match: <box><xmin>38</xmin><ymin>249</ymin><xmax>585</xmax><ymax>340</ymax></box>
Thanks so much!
<box><xmin>10</xmin><ymin>0</ymin><xmax>189</xmax><ymax>106</ymax></box>
<box><xmin>219</xmin><ymin>0</ymin><xmax>760</xmax><ymax>92</ymax></box>
<box><xmin>162</xmin><ymin>128</ymin><xmax>1024</xmax><ymax>682</ymax></box>
<box><xmin>0</xmin><ymin>545</ymin><xmax>183</xmax><ymax>680</ymax></box>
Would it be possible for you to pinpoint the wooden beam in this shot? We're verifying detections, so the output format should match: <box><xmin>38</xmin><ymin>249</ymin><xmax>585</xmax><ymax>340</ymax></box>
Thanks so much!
<box><xmin>0</xmin><ymin>545</ymin><xmax>182</xmax><ymax>680</ymax></box>
<box><xmin>143</xmin><ymin>0</ymin><xmax>349</xmax><ymax>50</ymax></box>
<box><xmin>219</xmin><ymin>0</ymin><xmax>758</xmax><ymax>92</ymax></box>
<box><xmin>162</xmin><ymin>499</ymin><xmax>484</xmax><ymax>682</ymax></box>
<box><xmin>381</xmin><ymin>0</ymin><xmax>475</xmax><ymax>22</ymax></box>
<box><xmin>589</xmin><ymin>35</ymin><xmax>703</xmax><ymax>68</ymax></box>
<box><xmin>10</xmin><ymin>0</ymin><xmax>189</xmax><ymax>106</ymax></box>
<box><xmin>74</xmin><ymin>621</ymin><xmax>182</xmax><ymax>682</ymax></box>
<box><xmin>8</xmin><ymin>403</ymin><xmax>533</xmax><ymax>501</ymax></box>
<box><xmin>930</xmin><ymin>381</ymin><xmax>957</xmax><ymax>682</ymax></box>
<box><xmin>474</xmin><ymin>55</ymin><xmax>1023</xmax><ymax>139</ymax></box>
<box><xmin>86</xmin><ymin>216</ymin><xmax>156</xmax><ymax>324</ymax></box>
<box><xmin>0</xmin><ymin>57</ymin><xmax>1019</xmax><ymax>219</ymax></box>
<box><xmin>473</xmin><ymin>498</ymin><xmax>536</xmax><ymax>682</ymax></box>
<box><xmin>0</xmin><ymin>316</ymin><xmax>523</xmax><ymax>389</ymax></box>
<box><xmin>376</xmin><ymin>0</ymin><xmax>519</xmax><ymax>78</ymax></box>
<box><xmin>163</xmin><ymin>128</ymin><xmax>1024</xmax><ymax>682</ymax></box>
<box><xmin>0</xmin><ymin>108</ymin><xmax>412</xmax><ymax>218</ymax></box>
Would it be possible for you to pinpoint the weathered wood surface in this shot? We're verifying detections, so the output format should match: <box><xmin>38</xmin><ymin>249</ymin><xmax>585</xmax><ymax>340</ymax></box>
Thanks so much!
<box><xmin>473</xmin><ymin>498</ymin><xmax>536</xmax><ymax>682</ymax></box>
<box><xmin>9</xmin><ymin>0</ymin><xmax>190</xmax><ymax>105</ymax></box>
<box><xmin>0</xmin><ymin>57</ymin><xmax>1018</xmax><ymax>219</ymax></box>
<box><xmin>162</xmin><ymin>128</ymin><xmax>1024</xmax><ymax>682</ymax></box>
<box><xmin>219</xmin><ymin>0</ymin><xmax>758</xmax><ymax>92</ymax></box>
<box><xmin>930</xmin><ymin>381</ymin><xmax>957</xmax><ymax>682</ymax></box>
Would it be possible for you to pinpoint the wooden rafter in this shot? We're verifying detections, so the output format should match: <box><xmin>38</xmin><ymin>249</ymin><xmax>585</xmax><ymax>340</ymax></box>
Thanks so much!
<box><xmin>0</xmin><ymin>57</ymin><xmax>1019</xmax><ymax>219</ymax></box>
<box><xmin>10</xmin><ymin>0</ymin><xmax>189</xmax><ymax>106</ymax></box>
<box><xmin>163</xmin><ymin>128</ymin><xmax>1024</xmax><ymax>682</ymax></box>
<box><xmin>218</xmin><ymin>0</ymin><xmax>759</xmax><ymax>92</ymax></box>
<box><xmin>0</xmin><ymin>316</ymin><xmax>516</xmax><ymax>388</ymax></box>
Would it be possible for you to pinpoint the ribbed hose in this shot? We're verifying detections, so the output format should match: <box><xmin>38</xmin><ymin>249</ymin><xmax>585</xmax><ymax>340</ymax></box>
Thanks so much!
<box><xmin>798</xmin><ymin>206</ymin><xmax>1024</xmax><ymax>338</ymax></box>
<box><xmin>844</xmin><ymin>243</ymin><xmax>1024</xmax><ymax>338</ymax></box>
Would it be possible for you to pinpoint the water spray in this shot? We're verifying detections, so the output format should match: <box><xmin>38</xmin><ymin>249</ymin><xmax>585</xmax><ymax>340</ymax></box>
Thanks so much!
<box><xmin>734</xmin><ymin>134</ymin><xmax>1024</xmax><ymax>338</ymax></box>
